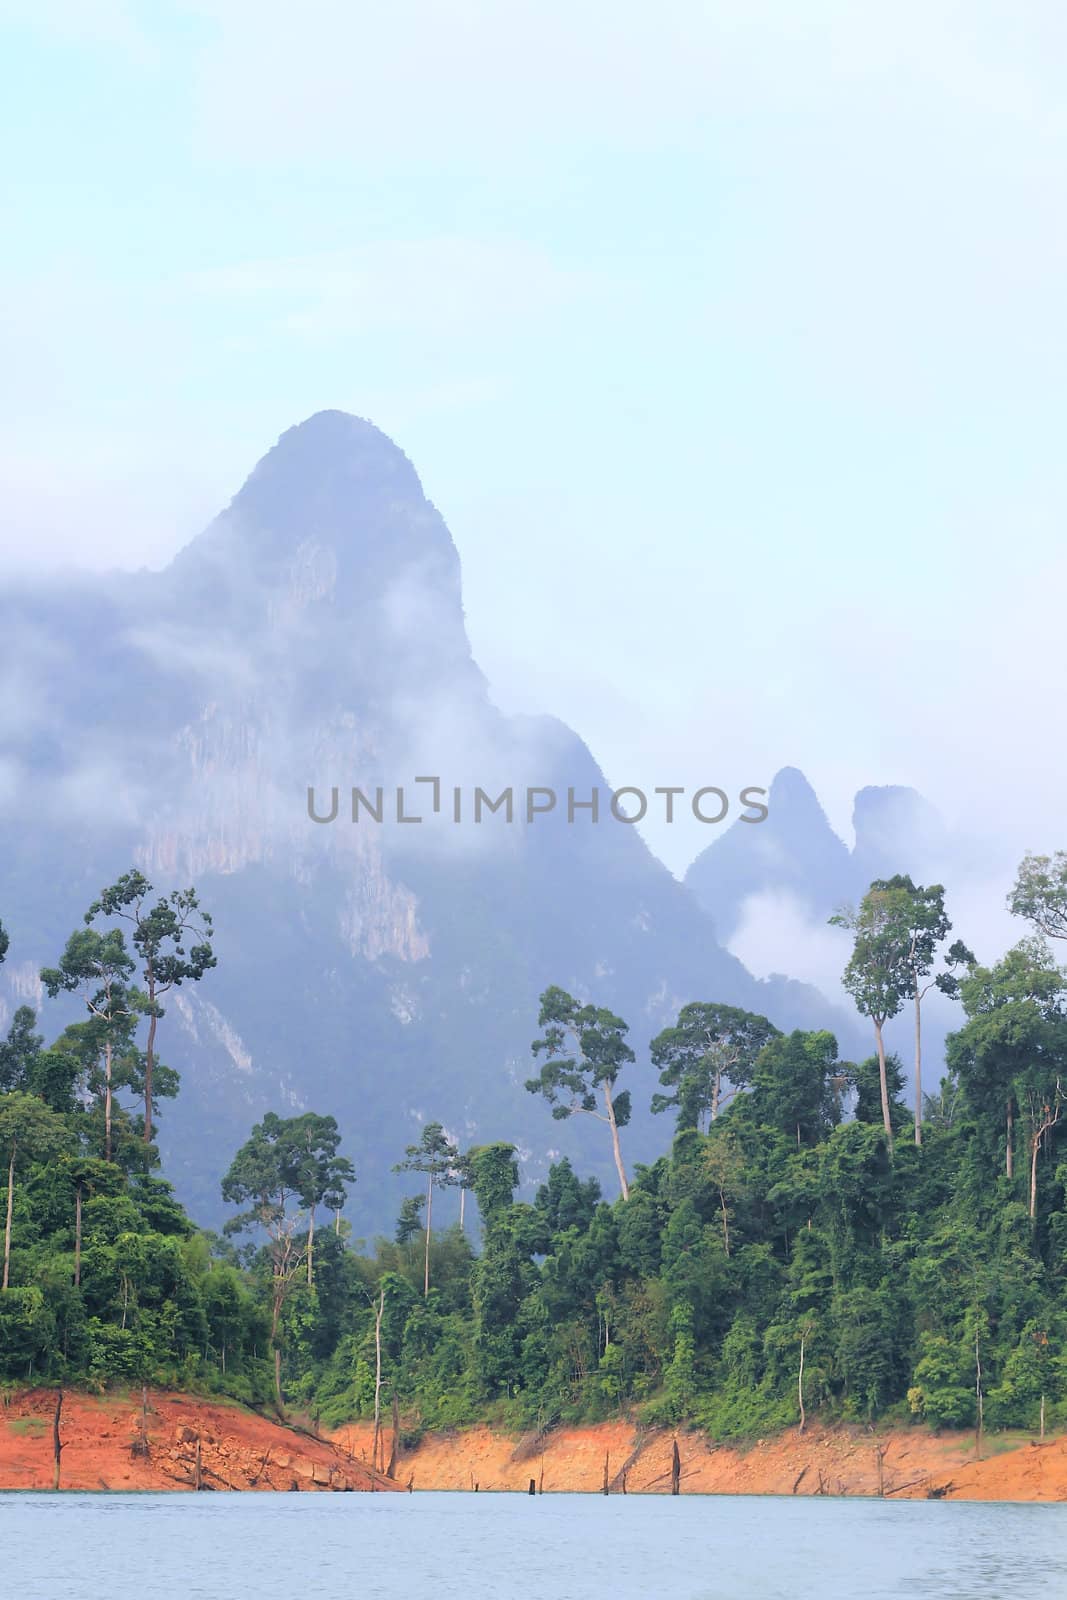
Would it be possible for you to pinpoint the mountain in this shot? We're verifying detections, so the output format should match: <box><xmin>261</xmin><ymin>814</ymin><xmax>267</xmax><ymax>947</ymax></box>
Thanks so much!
<box><xmin>685</xmin><ymin>766</ymin><xmax>953</xmax><ymax>944</ymax></box>
<box><xmin>0</xmin><ymin>412</ymin><xmax>856</xmax><ymax>1230</ymax></box>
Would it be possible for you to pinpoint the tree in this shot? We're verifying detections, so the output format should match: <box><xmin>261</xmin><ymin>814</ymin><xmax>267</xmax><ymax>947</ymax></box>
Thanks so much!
<box><xmin>745</xmin><ymin>1029</ymin><xmax>847</xmax><ymax>1147</ymax></box>
<box><xmin>395</xmin><ymin>1194</ymin><xmax>425</xmax><ymax>1247</ymax></box>
<box><xmin>393</xmin><ymin>1122</ymin><xmax>459</xmax><ymax>1297</ymax></box>
<box><xmin>831</xmin><ymin>885</ymin><xmax>915</xmax><ymax>1150</ymax></box>
<box><xmin>867</xmin><ymin>876</ymin><xmax>972</xmax><ymax>1147</ymax></box>
<box><xmin>0</xmin><ymin>1008</ymin><xmax>45</xmax><ymax>1095</ymax></box>
<box><xmin>221</xmin><ymin>1112</ymin><xmax>310</xmax><ymax>1411</ymax></box>
<box><xmin>1009</xmin><ymin>852</ymin><xmax>1067</xmax><ymax>943</ymax></box>
<box><xmin>0</xmin><ymin>1092</ymin><xmax>72</xmax><ymax>1290</ymax></box>
<box><xmin>88</xmin><ymin>871</ymin><xmax>215</xmax><ymax>1145</ymax></box>
<box><xmin>703</xmin><ymin>1127</ymin><xmax>746</xmax><ymax>1257</ymax></box>
<box><xmin>949</xmin><ymin>940</ymin><xmax>1067</xmax><ymax>1207</ymax></box>
<box><xmin>651</xmin><ymin>1003</ymin><xmax>780</xmax><ymax>1132</ymax></box>
<box><xmin>283</xmin><ymin>1112</ymin><xmax>355</xmax><ymax>1287</ymax></box>
<box><xmin>527</xmin><ymin>986</ymin><xmax>635</xmax><ymax>1199</ymax></box>
<box><xmin>42</xmin><ymin>927</ymin><xmax>137</xmax><ymax>1163</ymax></box>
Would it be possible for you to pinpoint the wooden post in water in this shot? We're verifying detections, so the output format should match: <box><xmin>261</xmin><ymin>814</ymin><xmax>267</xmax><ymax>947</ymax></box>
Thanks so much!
<box><xmin>528</xmin><ymin>1477</ymin><xmax>536</xmax><ymax>1496</ymax></box>
<box><xmin>671</xmin><ymin>1439</ymin><xmax>681</xmax><ymax>1496</ymax></box>
<box><xmin>602</xmin><ymin>1452</ymin><xmax>610</xmax><ymax>1495</ymax></box>
<box><xmin>194</xmin><ymin>1435</ymin><xmax>203</xmax><ymax>1491</ymax></box>
<box><xmin>52</xmin><ymin>1389</ymin><xmax>63</xmax><ymax>1491</ymax></box>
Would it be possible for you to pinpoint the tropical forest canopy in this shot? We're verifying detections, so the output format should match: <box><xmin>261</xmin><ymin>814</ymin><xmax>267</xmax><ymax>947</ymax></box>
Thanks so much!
<box><xmin>3</xmin><ymin>854</ymin><xmax>1067</xmax><ymax>1442</ymax></box>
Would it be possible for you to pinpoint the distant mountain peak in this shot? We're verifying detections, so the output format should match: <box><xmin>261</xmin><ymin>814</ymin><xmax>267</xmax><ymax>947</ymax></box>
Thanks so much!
<box><xmin>236</xmin><ymin>411</ymin><xmax>424</xmax><ymax>512</ymax></box>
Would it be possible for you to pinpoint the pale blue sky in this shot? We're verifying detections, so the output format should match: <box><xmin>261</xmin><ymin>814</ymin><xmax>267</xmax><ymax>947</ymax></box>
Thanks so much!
<box><xmin>2</xmin><ymin>1</ymin><xmax>1064</xmax><ymax>889</ymax></box>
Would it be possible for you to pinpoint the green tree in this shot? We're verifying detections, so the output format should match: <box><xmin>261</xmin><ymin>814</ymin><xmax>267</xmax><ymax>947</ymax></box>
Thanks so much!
<box><xmin>221</xmin><ymin>1112</ymin><xmax>310</xmax><ymax>1411</ymax></box>
<box><xmin>831</xmin><ymin>884</ymin><xmax>915</xmax><ymax>1150</ymax></box>
<box><xmin>867</xmin><ymin>876</ymin><xmax>972</xmax><ymax>1147</ymax></box>
<box><xmin>527</xmin><ymin>986</ymin><xmax>635</xmax><ymax>1199</ymax></box>
<box><xmin>283</xmin><ymin>1112</ymin><xmax>355</xmax><ymax>1287</ymax></box>
<box><xmin>1009</xmin><ymin>851</ymin><xmax>1067</xmax><ymax>943</ymax></box>
<box><xmin>0</xmin><ymin>1092</ymin><xmax>72</xmax><ymax>1290</ymax></box>
<box><xmin>88</xmin><ymin>871</ymin><xmax>215</xmax><ymax>1146</ymax></box>
<box><xmin>393</xmin><ymin>1122</ymin><xmax>460</xmax><ymax>1297</ymax></box>
<box><xmin>949</xmin><ymin>940</ymin><xmax>1067</xmax><ymax>1214</ymax></box>
<box><xmin>651</xmin><ymin>1003</ymin><xmax>779</xmax><ymax>1132</ymax></box>
<box><xmin>42</xmin><ymin>925</ymin><xmax>137</xmax><ymax>1163</ymax></box>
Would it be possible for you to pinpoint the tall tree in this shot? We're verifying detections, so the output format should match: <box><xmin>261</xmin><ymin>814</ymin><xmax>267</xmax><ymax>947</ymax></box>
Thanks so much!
<box><xmin>527</xmin><ymin>986</ymin><xmax>635</xmax><ymax>1199</ymax></box>
<box><xmin>0</xmin><ymin>1092</ymin><xmax>72</xmax><ymax>1290</ymax></box>
<box><xmin>393</xmin><ymin>1122</ymin><xmax>459</xmax><ymax>1296</ymax></box>
<box><xmin>831</xmin><ymin>885</ymin><xmax>915</xmax><ymax>1151</ymax></box>
<box><xmin>651</xmin><ymin>1003</ymin><xmax>780</xmax><ymax>1132</ymax></box>
<box><xmin>866</xmin><ymin>876</ymin><xmax>972</xmax><ymax>1147</ymax></box>
<box><xmin>948</xmin><ymin>940</ymin><xmax>1067</xmax><ymax>1208</ymax></box>
<box><xmin>1009</xmin><ymin>852</ymin><xmax>1067</xmax><ymax>943</ymax></box>
<box><xmin>42</xmin><ymin>927</ymin><xmax>137</xmax><ymax>1163</ymax></box>
<box><xmin>283</xmin><ymin>1112</ymin><xmax>355</xmax><ymax>1286</ymax></box>
<box><xmin>88</xmin><ymin>871</ymin><xmax>215</xmax><ymax>1145</ymax></box>
<box><xmin>221</xmin><ymin>1112</ymin><xmax>310</xmax><ymax>1411</ymax></box>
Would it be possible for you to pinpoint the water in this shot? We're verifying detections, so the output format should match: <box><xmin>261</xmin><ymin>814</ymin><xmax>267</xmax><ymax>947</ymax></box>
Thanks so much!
<box><xmin>4</xmin><ymin>1491</ymin><xmax>1065</xmax><ymax>1600</ymax></box>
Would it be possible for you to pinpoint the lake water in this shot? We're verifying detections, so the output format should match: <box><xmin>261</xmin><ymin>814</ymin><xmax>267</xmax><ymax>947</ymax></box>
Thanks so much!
<box><xmin>5</xmin><ymin>1491</ymin><xmax>1066</xmax><ymax>1599</ymax></box>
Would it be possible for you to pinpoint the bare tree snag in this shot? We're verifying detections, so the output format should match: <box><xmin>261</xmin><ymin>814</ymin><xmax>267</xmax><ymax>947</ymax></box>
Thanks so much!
<box><xmin>52</xmin><ymin>1390</ymin><xmax>63</xmax><ymax>1491</ymax></box>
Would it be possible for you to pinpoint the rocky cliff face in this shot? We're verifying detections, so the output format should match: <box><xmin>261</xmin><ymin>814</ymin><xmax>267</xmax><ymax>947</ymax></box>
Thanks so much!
<box><xmin>0</xmin><ymin>413</ymin><xmax>852</xmax><ymax>1227</ymax></box>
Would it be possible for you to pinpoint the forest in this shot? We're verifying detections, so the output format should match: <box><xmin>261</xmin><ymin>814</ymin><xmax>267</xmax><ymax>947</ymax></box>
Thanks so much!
<box><xmin>3</xmin><ymin>854</ymin><xmax>1067</xmax><ymax>1452</ymax></box>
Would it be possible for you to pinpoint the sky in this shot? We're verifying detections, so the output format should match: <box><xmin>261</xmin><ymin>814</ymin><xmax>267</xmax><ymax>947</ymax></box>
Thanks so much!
<box><xmin>1</xmin><ymin>0</ymin><xmax>1065</xmax><ymax>887</ymax></box>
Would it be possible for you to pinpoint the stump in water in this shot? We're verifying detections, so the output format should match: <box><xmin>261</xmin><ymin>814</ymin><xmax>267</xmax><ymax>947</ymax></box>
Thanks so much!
<box><xmin>671</xmin><ymin>1439</ymin><xmax>681</xmax><ymax>1495</ymax></box>
<box><xmin>602</xmin><ymin>1452</ymin><xmax>610</xmax><ymax>1495</ymax></box>
<box><xmin>194</xmin><ymin>1435</ymin><xmax>203</xmax><ymax>1492</ymax></box>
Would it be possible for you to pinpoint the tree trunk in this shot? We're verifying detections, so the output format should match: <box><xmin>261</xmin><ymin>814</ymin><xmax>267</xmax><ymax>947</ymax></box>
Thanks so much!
<box><xmin>670</xmin><ymin>1439</ymin><xmax>681</xmax><ymax>1495</ymax></box>
<box><xmin>386</xmin><ymin>1392</ymin><xmax>399</xmax><ymax>1479</ymax></box>
<box><xmin>711</xmin><ymin>1065</ymin><xmax>722</xmax><ymax>1124</ymax></box>
<box><xmin>143</xmin><ymin>983</ymin><xmax>158</xmax><ymax>1145</ymax></box>
<box><xmin>372</xmin><ymin>1288</ymin><xmax>384</xmax><ymax>1474</ymax></box>
<box><xmin>273</xmin><ymin>1346</ymin><xmax>283</xmax><ymax>1413</ymax></box>
<box><xmin>1029</xmin><ymin>1097</ymin><xmax>1061</xmax><ymax>1221</ymax></box>
<box><xmin>307</xmin><ymin>1207</ymin><xmax>315</xmax><ymax>1288</ymax></box>
<box><xmin>104</xmin><ymin>1038</ymin><xmax>113</xmax><ymax>1163</ymax></box>
<box><xmin>913</xmin><ymin>990</ymin><xmax>922</xmax><ymax>1148</ymax></box>
<box><xmin>798</xmin><ymin>1329</ymin><xmax>807</xmax><ymax>1434</ymax></box>
<box><xmin>1007</xmin><ymin>1099</ymin><xmax>1014</xmax><ymax>1180</ymax></box>
<box><xmin>74</xmin><ymin>1185</ymin><xmax>82</xmax><ymax>1289</ymax></box>
<box><xmin>603</xmin><ymin>1082</ymin><xmax>630</xmax><ymax>1200</ymax></box>
<box><xmin>52</xmin><ymin>1390</ymin><xmax>63</xmax><ymax>1491</ymax></box>
<box><xmin>459</xmin><ymin>1186</ymin><xmax>466</xmax><ymax>1232</ymax></box>
<box><xmin>874</xmin><ymin>1020</ymin><xmax>893</xmax><ymax>1152</ymax></box>
<box><xmin>423</xmin><ymin>1175</ymin><xmax>433</xmax><ymax>1297</ymax></box>
<box><xmin>3</xmin><ymin>1141</ymin><xmax>15</xmax><ymax>1291</ymax></box>
<box><xmin>719</xmin><ymin>1188</ymin><xmax>730</xmax><ymax>1257</ymax></box>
